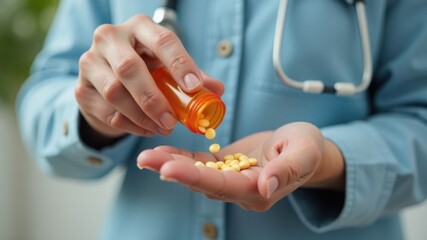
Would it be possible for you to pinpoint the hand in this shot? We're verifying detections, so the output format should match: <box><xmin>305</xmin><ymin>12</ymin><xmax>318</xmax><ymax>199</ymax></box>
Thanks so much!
<box><xmin>75</xmin><ymin>14</ymin><xmax>224</xmax><ymax>141</ymax></box>
<box><xmin>137</xmin><ymin>122</ymin><xmax>344</xmax><ymax>211</ymax></box>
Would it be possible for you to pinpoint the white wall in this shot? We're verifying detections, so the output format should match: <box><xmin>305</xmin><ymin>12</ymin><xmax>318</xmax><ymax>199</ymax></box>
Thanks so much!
<box><xmin>0</xmin><ymin>104</ymin><xmax>123</xmax><ymax>240</ymax></box>
<box><xmin>1</xmin><ymin>103</ymin><xmax>427</xmax><ymax>240</ymax></box>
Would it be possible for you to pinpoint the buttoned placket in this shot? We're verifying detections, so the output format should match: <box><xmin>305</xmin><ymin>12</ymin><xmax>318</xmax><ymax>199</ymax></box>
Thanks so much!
<box><xmin>192</xmin><ymin>0</ymin><xmax>244</xmax><ymax>239</ymax></box>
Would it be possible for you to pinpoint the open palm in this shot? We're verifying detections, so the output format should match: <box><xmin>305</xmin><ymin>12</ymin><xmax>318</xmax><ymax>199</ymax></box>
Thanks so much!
<box><xmin>137</xmin><ymin>122</ymin><xmax>324</xmax><ymax>211</ymax></box>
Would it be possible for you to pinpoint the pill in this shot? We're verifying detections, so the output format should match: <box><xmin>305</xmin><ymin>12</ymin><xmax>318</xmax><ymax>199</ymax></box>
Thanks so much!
<box><xmin>225</xmin><ymin>159</ymin><xmax>233</xmax><ymax>165</ymax></box>
<box><xmin>216</xmin><ymin>161</ymin><xmax>225</xmax><ymax>168</ymax></box>
<box><xmin>198</xmin><ymin>126</ymin><xmax>207</xmax><ymax>133</ymax></box>
<box><xmin>223</xmin><ymin>155</ymin><xmax>235</xmax><ymax>161</ymax></box>
<box><xmin>248</xmin><ymin>158</ymin><xmax>258</xmax><ymax>166</ymax></box>
<box><xmin>233</xmin><ymin>153</ymin><xmax>243</xmax><ymax>159</ymax></box>
<box><xmin>239</xmin><ymin>160</ymin><xmax>250</xmax><ymax>169</ymax></box>
<box><xmin>198</xmin><ymin>119</ymin><xmax>210</xmax><ymax>128</ymax></box>
<box><xmin>230</xmin><ymin>160</ymin><xmax>239</xmax><ymax>166</ymax></box>
<box><xmin>239</xmin><ymin>155</ymin><xmax>249</xmax><ymax>161</ymax></box>
<box><xmin>221</xmin><ymin>166</ymin><xmax>236</xmax><ymax>171</ymax></box>
<box><xmin>194</xmin><ymin>161</ymin><xmax>205</xmax><ymax>167</ymax></box>
<box><xmin>209</xmin><ymin>143</ymin><xmax>221</xmax><ymax>153</ymax></box>
<box><xmin>205</xmin><ymin>128</ymin><xmax>216</xmax><ymax>139</ymax></box>
<box><xmin>231</xmin><ymin>164</ymin><xmax>241</xmax><ymax>172</ymax></box>
<box><xmin>206</xmin><ymin>161</ymin><xmax>218</xmax><ymax>169</ymax></box>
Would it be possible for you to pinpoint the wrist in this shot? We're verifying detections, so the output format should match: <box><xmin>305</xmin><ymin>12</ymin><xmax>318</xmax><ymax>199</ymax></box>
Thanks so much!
<box><xmin>305</xmin><ymin>138</ymin><xmax>345</xmax><ymax>190</ymax></box>
<box><xmin>78</xmin><ymin>112</ymin><xmax>126</xmax><ymax>150</ymax></box>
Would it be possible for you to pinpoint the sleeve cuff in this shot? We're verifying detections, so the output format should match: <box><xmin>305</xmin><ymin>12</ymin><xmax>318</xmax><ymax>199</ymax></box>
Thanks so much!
<box><xmin>288</xmin><ymin>121</ymin><xmax>398</xmax><ymax>232</ymax></box>
<box><xmin>42</xmin><ymin>85</ymin><xmax>139</xmax><ymax>179</ymax></box>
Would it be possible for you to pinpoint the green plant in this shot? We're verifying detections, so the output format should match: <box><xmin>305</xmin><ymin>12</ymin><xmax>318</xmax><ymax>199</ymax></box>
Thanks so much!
<box><xmin>0</xmin><ymin>0</ymin><xmax>58</xmax><ymax>105</ymax></box>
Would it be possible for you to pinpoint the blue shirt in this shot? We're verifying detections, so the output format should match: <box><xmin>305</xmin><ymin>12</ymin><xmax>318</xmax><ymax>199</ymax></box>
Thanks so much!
<box><xmin>17</xmin><ymin>0</ymin><xmax>427</xmax><ymax>239</ymax></box>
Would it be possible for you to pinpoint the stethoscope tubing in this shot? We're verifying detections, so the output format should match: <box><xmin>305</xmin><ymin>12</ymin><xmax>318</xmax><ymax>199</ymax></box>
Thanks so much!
<box><xmin>273</xmin><ymin>0</ymin><xmax>373</xmax><ymax>95</ymax></box>
<box><xmin>155</xmin><ymin>0</ymin><xmax>373</xmax><ymax>95</ymax></box>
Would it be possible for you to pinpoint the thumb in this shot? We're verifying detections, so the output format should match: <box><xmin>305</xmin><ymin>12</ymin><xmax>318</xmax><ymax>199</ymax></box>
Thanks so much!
<box><xmin>258</xmin><ymin>151</ymin><xmax>315</xmax><ymax>199</ymax></box>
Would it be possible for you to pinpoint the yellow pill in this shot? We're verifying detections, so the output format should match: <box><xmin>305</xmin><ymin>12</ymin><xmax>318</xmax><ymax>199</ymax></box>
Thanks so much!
<box><xmin>205</xmin><ymin>128</ymin><xmax>216</xmax><ymax>140</ymax></box>
<box><xmin>225</xmin><ymin>159</ymin><xmax>233</xmax><ymax>165</ymax></box>
<box><xmin>223</xmin><ymin>154</ymin><xmax>235</xmax><ymax>161</ymax></box>
<box><xmin>231</xmin><ymin>164</ymin><xmax>241</xmax><ymax>172</ymax></box>
<box><xmin>216</xmin><ymin>161</ymin><xmax>225</xmax><ymax>168</ymax></box>
<box><xmin>206</xmin><ymin>161</ymin><xmax>218</xmax><ymax>169</ymax></box>
<box><xmin>198</xmin><ymin>126</ymin><xmax>207</xmax><ymax>133</ymax></box>
<box><xmin>220</xmin><ymin>164</ymin><xmax>230</xmax><ymax>170</ymax></box>
<box><xmin>230</xmin><ymin>160</ymin><xmax>239</xmax><ymax>166</ymax></box>
<box><xmin>194</xmin><ymin>161</ymin><xmax>205</xmax><ymax>167</ymax></box>
<box><xmin>198</xmin><ymin>119</ymin><xmax>210</xmax><ymax>128</ymax></box>
<box><xmin>239</xmin><ymin>160</ymin><xmax>250</xmax><ymax>170</ymax></box>
<box><xmin>239</xmin><ymin>155</ymin><xmax>249</xmax><ymax>161</ymax></box>
<box><xmin>221</xmin><ymin>166</ymin><xmax>235</xmax><ymax>171</ymax></box>
<box><xmin>233</xmin><ymin>153</ymin><xmax>243</xmax><ymax>159</ymax></box>
<box><xmin>248</xmin><ymin>158</ymin><xmax>258</xmax><ymax>166</ymax></box>
<box><xmin>209</xmin><ymin>143</ymin><xmax>221</xmax><ymax>153</ymax></box>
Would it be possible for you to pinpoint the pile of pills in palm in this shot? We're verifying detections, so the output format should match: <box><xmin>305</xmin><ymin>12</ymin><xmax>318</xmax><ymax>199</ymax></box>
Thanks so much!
<box><xmin>194</xmin><ymin>118</ymin><xmax>258</xmax><ymax>172</ymax></box>
<box><xmin>195</xmin><ymin>152</ymin><xmax>257</xmax><ymax>172</ymax></box>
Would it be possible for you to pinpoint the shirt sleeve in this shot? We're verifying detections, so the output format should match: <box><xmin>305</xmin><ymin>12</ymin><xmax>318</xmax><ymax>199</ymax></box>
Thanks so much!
<box><xmin>288</xmin><ymin>0</ymin><xmax>427</xmax><ymax>232</ymax></box>
<box><xmin>16</xmin><ymin>0</ymin><xmax>139</xmax><ymax>179</ymax></box>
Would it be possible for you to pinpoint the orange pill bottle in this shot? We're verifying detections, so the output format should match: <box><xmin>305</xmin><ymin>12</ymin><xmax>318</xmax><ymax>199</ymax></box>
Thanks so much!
<box><xmin>151</xmin><ymin>67</ymin><xmax>226</xmax><ymax>134</ymax></box>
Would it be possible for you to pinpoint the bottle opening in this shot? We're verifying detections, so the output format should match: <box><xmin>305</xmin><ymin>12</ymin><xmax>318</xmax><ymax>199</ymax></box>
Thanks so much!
<box><xmin>187</xmin><ymin>92</ymin><xmax>226</xmax><ymax>134</ymax></box>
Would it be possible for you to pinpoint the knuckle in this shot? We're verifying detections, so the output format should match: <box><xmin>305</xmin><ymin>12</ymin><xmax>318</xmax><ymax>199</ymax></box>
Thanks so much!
<box><xmin>107</xmin><ymin>112</ymin><xmax>123</xmax><ymax>129</ymax></box>
<box><xmin>139</xmin><ymin>89</ymin><xmax>161</xmax><ymax>111</ymax></box>
<box><xmin>253</xmin><ymin>202</ymin><xmax>273</xmax><ymax>212</ymax></box>
<box><xmin>169</xmin><ymin>55</ymin><xmax>189</xmax><ymax>72</ymax></box>
<box><xmin>130</xmin><ymin>14</ymin><xmax>151</xmax><ymax>24</ymax></box>
<box><xmin>152</xmin><ymin>30</ymin><xmax>178</xmax><ymax>50</ymax></box>
<box><xmin>102</xmin><ymin>80</ymin><xmax>124</xmax><ymax>103</ymax></box>
<box><xmin>74</xmin><ymin>83</ymin><xmax>87</xmax><ymax>102</ymax></box>
<box><xmin>78</xmin><ymin>51</ymin><xmax>95</xmax><ymax>72</ymax></box>
<box><xmin>139</xmin><ymin>129</ymin><xmax>155</xmax><ymax>137</ymax></box>
<box><xmin>286</xmin><ymin>164</ymin><xmax>300</xmax><ymax>185</ymax></box>
<box><xmin>115</xmin><ymin>55</ymin><xmax>140</xmax><ymax>79</ymax></box>
<box><xmin>93</xmin><ymin>24</ymin><xmax>116</xmax><ymax>44</ymax></box>
<box><xmin>135</xmin><ymin>113</ymin><xmax>151</xmax><ymax>128</ymax></box>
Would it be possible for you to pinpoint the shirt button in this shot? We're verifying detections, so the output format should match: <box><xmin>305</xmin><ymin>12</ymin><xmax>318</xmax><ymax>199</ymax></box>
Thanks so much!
<box><xmin>86</xmin><ymin>156</ymin><xmax>103</xmax><ymax>166</ymax></box>
<box><xmin>216</xmin><ymin>39</ymin><xmax>233</xmax><ymax>57</ymax></box>
<box><xmin>62</xmin><ymin>122</ymin><xmax>69</xmax><ymax>136</ymax></box>
<box><xmin>203</xmin><ymin>222</ymin><xmax>218</xmax><ymax>239</ymax></box>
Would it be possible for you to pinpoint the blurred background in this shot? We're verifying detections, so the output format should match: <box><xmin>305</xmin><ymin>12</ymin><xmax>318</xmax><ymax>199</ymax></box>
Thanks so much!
<box><xmin>0</xmin><ymin>0</ymin><xmax>124</xmax><ymax>239</ymax></box>
<box><xmin>0</xmin><ymin>0</ymin><xmax>426</xmax><ymax>239</ymax></box>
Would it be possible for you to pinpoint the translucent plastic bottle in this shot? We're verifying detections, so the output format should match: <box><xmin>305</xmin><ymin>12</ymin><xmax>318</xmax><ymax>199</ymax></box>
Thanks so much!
<box><xmin>151</xmin><ymin>67</ymin><xmax>226</xmax><ymax>134</ymax></box>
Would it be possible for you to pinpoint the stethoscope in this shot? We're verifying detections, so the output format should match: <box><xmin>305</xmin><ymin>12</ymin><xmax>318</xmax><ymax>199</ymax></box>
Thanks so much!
<box><xmin>153</xmin><ymin>0</ymin><xmax>373</xmax><ymax>95</ymax></box>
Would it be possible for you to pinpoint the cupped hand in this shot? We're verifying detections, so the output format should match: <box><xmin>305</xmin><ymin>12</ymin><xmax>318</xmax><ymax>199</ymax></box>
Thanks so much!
<box><xmin>75</xmin><ymin>14</ymin><xmax>224</xmax><ymax>140</ymax></box>
<box><xmin>137</xmin><ymin>122</ymin><xmax>343</xmax><ymax>211</ymax></box>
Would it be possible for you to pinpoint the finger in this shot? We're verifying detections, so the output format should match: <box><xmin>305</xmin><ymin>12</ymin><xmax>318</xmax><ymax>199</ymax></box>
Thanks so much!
<box><xmin>200</xmin><ymin>72</ymin><xmax>225</xmax><ymax>96</ymax></box>
<box><xmin>128</xmin><ymin>15</ymin><xmax>204</xmax><ymax>93</ymax></box>
<box><xmin>257</xmin><ymin>148</ymin><xmax>317</xmax><ymax>199</ymax></box>
<box><xmin>137</xmin><ymin>149</ymin><xmax>177</xmax><ymax>171</ymax></box>
<box><xmin>92</xmin><ymin>24</ymin><xmax>178</xmax><ymax>131</ymax></box>
<box><xmin>79</xmin><ymin>51</ymin><xmax>163</xmax><ymax>135</ymax></box>
<box><xmin>153</xmin><ymin>145</ymin><xmax>193</xmax><ymax>157</ymax></box>
<box><xmin>75</xmin><ymin>77</ymin><xmax>155</xmax><ymax>137</ymax></box>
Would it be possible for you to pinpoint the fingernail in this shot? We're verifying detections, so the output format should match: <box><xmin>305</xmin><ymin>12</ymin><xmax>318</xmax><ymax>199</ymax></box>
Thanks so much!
<box><xmin>160</xmin><ymin>112</ymin><xmax>177</xmax><ymax>129</ymax></box>
<box><xmin>136</xmin><ymin>163</ymin><xmax>156</xmax><ymax>171</ymax></box>
<box><xmin>160</xmin><ymin>175</ymin><xmax>178</xmax><ymax>182</ymax></box>
<box><xmin>183</xmin><ymin>73</ymin><xmax>202</xmax><ymax>91</ymax></box>
<box><xmin>266</xmin><ymin>177</ymin><xmax>279</xmax><ymax>199</ymax></box>
<box><xmin>136</xmin><ymin>163</ymin><xmax>144</xmax><ymax>170</ymax></box>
